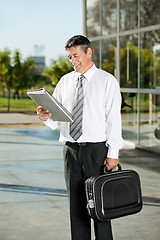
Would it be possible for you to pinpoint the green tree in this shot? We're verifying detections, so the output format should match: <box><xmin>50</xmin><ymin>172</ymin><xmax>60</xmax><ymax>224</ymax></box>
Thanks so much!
<box><xmin>11</xmin><ymin>50</ymin><xmax>50</xmax><ymax>97</ymax></box>
<box><xmin>0</xmin><ymin>49</ymin><xmax>13</xmax><ymax>110</ymax></box>
<box><xmin>19</xmin><ymin>57</ymin><xmax>36</xmax><ymax>90</ymax></box>
<box><xmin>12</xmin><ymin>50</ymin><xmax>22</xmax><ymax>99</ymax></box>
<box><xmin>0</xmin><ymin>48</ymin><xmax>50</xmax><ymax>111</ymax></box>
<box><xmin>0</xmin><ymin>48</ymin><xmax>11</xmax><ymax>92</ymax></box>
<box><xmin>140</xmin><ymin>48</ymin><xmax>154</xmax><ymax>88</ymax></box>
<box><xmin>45</xmin><ymin>57</ymin><xmax>73</xmax><ymax>86</ymax></box>
<box><xmin>101</xmin><ymin>44</ymin><xmax>116</xmax><ymax>75</ymax></box>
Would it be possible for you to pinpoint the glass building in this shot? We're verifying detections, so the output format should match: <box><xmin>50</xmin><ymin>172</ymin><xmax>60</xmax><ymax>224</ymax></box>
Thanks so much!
<box><xmin>83</xmin><ymin>0</ymin><xmax>160</xmax><ymax>152</ymax></box>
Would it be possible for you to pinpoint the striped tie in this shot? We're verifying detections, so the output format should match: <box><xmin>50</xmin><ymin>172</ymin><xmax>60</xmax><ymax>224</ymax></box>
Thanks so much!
<box><xmin>70</xmin><ymin>75</ymin><xmax>85</xmax><ymax>141</ymax></box>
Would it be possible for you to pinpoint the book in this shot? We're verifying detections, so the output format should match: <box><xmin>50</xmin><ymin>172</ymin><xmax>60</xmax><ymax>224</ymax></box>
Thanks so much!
<box><xmin>27</xmin><ymin>88</ymin><xmax>73</xmax><ymax>122</ymax></box>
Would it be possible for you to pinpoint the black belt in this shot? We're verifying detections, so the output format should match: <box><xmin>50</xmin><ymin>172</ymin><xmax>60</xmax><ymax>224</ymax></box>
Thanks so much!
<box><xmin>65</xmin><ymin>141</ymin><xmax>105</xmax><ymax>147</ymax></box>
<box><xmin>66</xmin><ymin>141</ymin><xmax>88</xmax><ymax>146</ymax></box>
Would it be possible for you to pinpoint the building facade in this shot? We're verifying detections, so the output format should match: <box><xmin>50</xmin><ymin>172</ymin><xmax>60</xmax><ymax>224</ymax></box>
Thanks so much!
<box><xmin>83</xmin><ymin>0</ymin><xmax>160</xmax><ymax>152</ymax></box>
<box><xmin>30</xmin><ymin>56</ymin><xmax>46</xmax><ymax>73</ymax></box>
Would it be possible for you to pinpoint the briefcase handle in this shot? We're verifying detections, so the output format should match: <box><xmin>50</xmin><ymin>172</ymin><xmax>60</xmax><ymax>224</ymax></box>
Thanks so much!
<box><xmin>103</xmin><ymin>163</ymin><xmax>122</xmax><ymax>174</ymax></box>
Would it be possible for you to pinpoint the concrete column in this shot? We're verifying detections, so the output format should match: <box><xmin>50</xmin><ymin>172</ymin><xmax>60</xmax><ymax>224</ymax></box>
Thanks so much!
<box><xmin>82</xmin><ymin>0</ymin><xmax>87</xmax><ymax>35</ymax></box>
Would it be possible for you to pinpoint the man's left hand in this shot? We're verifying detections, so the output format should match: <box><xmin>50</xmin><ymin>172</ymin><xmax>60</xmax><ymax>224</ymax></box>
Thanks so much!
<box><xmin>104</xmin><ymin>158</ymin><xmax>118</xmax><ymax>170</ymax></box>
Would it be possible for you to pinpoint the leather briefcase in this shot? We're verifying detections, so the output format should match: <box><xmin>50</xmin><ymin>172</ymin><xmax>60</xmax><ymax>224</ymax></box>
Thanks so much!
<box><xmin>85</xmin><ymin>163</ymin><xmax>143</xmax><ymax>221</ymax></box>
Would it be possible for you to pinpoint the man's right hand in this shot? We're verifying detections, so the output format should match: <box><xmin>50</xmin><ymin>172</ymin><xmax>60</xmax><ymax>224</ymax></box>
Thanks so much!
<box><xmin>37</xmin><ymin>106</ymin><xmax>52</xmax><ymax>121</ymax></box>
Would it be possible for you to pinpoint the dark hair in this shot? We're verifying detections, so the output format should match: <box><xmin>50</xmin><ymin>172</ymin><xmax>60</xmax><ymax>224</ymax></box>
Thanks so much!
<box><xmin>65</xmin><ymin>35</ymin><xmax>92</xmax><ymax>53</ymax></box>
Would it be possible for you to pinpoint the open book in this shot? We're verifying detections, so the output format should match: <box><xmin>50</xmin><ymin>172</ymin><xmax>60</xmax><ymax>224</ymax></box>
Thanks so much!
<box><xmin>27</xmin><ymin>88</ymin><xmax>73</xmax><ymax>122</ymax></box>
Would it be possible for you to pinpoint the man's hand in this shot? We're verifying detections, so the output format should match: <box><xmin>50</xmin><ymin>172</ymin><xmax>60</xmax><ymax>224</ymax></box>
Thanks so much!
<box><xmin>104</xmin><ymin>158</ymin><xmax>118</xmax><ymax>170</ymax></box>
<box><xmin>37</xmin><ymin>106</ymin><xmax>51</xmax><ymax>121</ymax></box>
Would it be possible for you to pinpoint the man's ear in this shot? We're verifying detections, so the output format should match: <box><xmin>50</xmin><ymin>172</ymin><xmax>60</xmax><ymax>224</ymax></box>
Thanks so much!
<box><xmin>87</xmin><ymin>47</ymin><xmax>92</xmax><ymax>57</ymax></box>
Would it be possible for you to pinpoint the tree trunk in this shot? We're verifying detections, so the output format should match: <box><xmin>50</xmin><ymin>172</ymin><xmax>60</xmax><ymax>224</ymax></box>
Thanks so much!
<box><xmin>8</xmin><ymin>88</ymin><xmax>10</xmax><ymax>112</ymax></box>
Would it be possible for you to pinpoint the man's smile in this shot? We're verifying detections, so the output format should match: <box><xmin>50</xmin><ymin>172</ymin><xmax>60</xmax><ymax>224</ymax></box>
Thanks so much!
<box><xmin>72</xmin><ymin>62</ymin><xmax>81</xmax><ymax>70</ymax></box>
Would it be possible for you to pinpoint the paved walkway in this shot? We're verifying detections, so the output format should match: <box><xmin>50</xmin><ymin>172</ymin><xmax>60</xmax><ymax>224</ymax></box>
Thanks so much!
<box><xmin>0</xmin><ymin>113</ymin><xmax>160</xmax><ymax>240</ymax></box>
<box><xmin>0</xmin><ymin>112</ymin><xmax>41</xmax><ymax>125</ymax></box>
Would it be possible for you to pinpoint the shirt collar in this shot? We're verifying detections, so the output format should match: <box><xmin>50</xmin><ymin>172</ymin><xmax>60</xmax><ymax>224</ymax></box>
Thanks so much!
<box><xmin>83</xmin><ymin>64</ymin><xmax>96</xmax><ymax>81</ymax></box>
<box><xmin>73</xmin><ymin>64</ymin><xmax>96</xmax><ymax>82</ymax></box>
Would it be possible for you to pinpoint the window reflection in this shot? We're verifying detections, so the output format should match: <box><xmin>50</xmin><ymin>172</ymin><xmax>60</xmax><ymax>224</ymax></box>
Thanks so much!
<box><xmin>140</xmin><ymin>0</ymin><xmax>160</xmax><ymax>27</ymax></box>
<box><xmin>140</xmin><ymin>30</ymin><xmax>160</xmax><ymax>88</ymax></box>
<box><xmin>153</xmin><ymin>44</ymin><xmax>160</xmax><ymax>89</ymax></box>
<box><xmin>86</xmin><ymin>0</ymin><xmax>100</xmax><ymax>38</ymax></box>
<box><xmin>140</xmin><ymin>93</ymin><xmax>160</xmax><ymax>148</ymax></box>
<box><xmin>92</xmin><ymin>40</ymin><xmax>100</xmax><ymax>68</ymax></box>
<box><xmin>120</xmin><ymin>35</ymin><xmax>138</xmax><ymax>88</ymax></box>
<box><xmin>101</xmin><ymin>39</ymin><xmax>116</xmax><ymax>76</ymax></box>
<box><xmin>120</xmin><ymin>0</ymin><xmax>138</xmax><ymax>31</ymax></box>
<box><xmin>121</xmin><ymin>92</ymin><xmax>138</xmax><ymax>144</ymax></box>
<box><xmin>101</xmin><ymin>0</ymin><xmax>117</xmax><ymax>35</ymax></box>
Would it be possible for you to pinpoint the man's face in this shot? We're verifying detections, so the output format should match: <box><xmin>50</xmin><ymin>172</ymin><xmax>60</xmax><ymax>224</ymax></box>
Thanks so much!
<box><xmin>67</xmin><ymin>45</ymin><xmax>92</xmax><ymax>74</ymax></box>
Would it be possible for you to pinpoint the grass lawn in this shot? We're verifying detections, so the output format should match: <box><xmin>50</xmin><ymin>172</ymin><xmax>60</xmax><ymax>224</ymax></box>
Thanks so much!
<box><xmin>0</xmin><ymin>97</ymin><xmax>37</xmax><ymax>113</ymax></box>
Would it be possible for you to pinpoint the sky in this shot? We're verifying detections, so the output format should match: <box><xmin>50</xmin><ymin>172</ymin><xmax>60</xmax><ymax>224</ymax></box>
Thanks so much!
<box><xmin>0</xmin><ymin>0</ymin><xmax>82</xmax><ymax>66</ymax></box>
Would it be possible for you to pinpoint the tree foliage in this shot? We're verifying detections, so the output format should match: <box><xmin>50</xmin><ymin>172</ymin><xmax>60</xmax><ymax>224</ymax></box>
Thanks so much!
<box><xmin>0</xmin><ymin>49</ymin><xmax>50</xmax><ymax>94</ymax></box>
<box><xmin>45</xmin><ymin>57</ymin><xmax>73</xmax><ymax>86</ymax></box>
<box><xmin>0</xmin><ymin>48</ymin><xmax>50</xmax><ymax>111</ymax></box>
<box><xmin>0</xmin><ymin>48</ymin><xmax>11</xmax><ymax>90</ymax></box>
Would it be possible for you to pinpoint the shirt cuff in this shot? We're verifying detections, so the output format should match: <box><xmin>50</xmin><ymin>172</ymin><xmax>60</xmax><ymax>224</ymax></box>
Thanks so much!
<box><xmin>43</xmin><ymin>118</ymin><xmax>58</xmax><ymax>130</ymax></box>
<box><xmin>107</xmin><ymin>147</ymin><xmax>119</xmax><ymax>159</ymax></box>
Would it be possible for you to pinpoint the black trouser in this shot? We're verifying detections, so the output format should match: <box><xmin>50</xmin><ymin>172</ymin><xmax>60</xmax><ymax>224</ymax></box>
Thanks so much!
<box><xmin>63</xmin><ymin>141</ymin><xmax>113</xmax><ymax>240</ymax></box>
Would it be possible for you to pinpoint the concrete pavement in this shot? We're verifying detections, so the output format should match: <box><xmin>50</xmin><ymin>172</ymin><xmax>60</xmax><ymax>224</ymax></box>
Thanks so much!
<box><xmin>0</xmin><ymin>112</ymin><xmax>41</xmax><ymax>125</ymax></box>
<box><xmin>0</xmin><ymin>113</ymin><xmax>160</xmax><ymax>240</ymax></box>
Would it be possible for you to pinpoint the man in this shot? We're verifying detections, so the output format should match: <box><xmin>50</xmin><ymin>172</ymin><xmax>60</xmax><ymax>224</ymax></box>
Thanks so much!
<box><xmin>37</xmin><ymin>35</ymin><xmax>124</xmax><ymax>240</ymax></box>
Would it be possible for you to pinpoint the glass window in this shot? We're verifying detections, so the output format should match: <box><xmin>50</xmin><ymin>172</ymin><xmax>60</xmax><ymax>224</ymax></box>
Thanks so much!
<box><xmin>101</xmin><ymin>39</ymin><xmax>117</xmax><ymax>77</ymax></box>
<box><xmin>139</xmin><ymin>93</ymin><xmax>160</xmax><ymax>149</ymax></box>
<box><xmin>92</xmin><ymin>40</ymin><xmax>100</xmax><ymax>68</ymax></box>
<box><xmin>140</xmin><ymin>30</ymin><xmax>160</xmax><ymax>88</ymax></box>
<box><xmin>140</xmin><ymin>0</ymin><xmax>160</xmax><ymax>27</ymax></box>
<box><xmin>86</xmin><ymin>0</ymin><xmax>100</xmax><ymax>38</ymax></box>
<box><xmin>120</xmin><ymin>34</ymin><xmax>138</xmax><ymax>88</ymax></box>
<box><xmin>121</xmin><ymin>92</ymin><xmax>138</xmax><ymax>144</ymax></box>
<box><xmin>120</xmin><ymin>0</ymin><xmax>138</xmax><ymax>31</ymax></box>
<box><xmin>101</xmin><ymin>0</ymin><xmax>117</xmax><ymax>35</ymax></box>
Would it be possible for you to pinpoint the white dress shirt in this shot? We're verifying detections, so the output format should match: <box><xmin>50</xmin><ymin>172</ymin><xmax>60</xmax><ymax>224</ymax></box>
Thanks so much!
<box><xmin>44</xmin><ymin>64</ymin><xmax>124</xmax><ymax>159</ymax></box>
